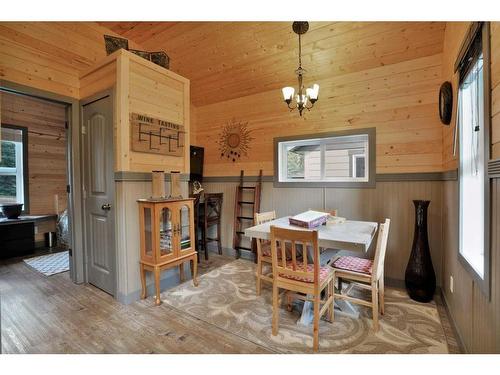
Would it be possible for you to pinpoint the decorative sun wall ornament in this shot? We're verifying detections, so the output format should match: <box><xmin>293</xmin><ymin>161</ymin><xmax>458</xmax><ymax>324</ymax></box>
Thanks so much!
<box><xmin>218</xmin><ymin>119</ymin><xmax>254</xmax><ymax>162</ymax></box>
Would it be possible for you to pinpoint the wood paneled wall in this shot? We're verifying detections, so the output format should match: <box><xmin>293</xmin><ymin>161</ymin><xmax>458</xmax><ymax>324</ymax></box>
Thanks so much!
<box><xmin>79</xmin><ymin>49</ymin><xmax>191</xmax><ymax>173</ymax></box>
<box><xmin>440</xmin><ymin>22</ymin><xmax>500</xmax><ymax>353</ymax></box>
<box><xmin>1</xmin><ymin>91</ymin><xmax>67</xmax><ymax>214</ymax></box>
<box><xmin>202</xmin><ymin>180</ymin><xmax>443</xmax><ymax>285</ymax></box>
<box><xmin>0</xmin><ymin>22</ymin><xmax>142</xmax><ymax>99</ymax></box>
<box><xmin>188</xmin><ymin>22</ymin><xmax>445</xmax><ymax>176</ymax></box>
<box><xmin>127</xmin><ymin>54</ymin><xmax>190</xmax><ymax>173</ymax></box>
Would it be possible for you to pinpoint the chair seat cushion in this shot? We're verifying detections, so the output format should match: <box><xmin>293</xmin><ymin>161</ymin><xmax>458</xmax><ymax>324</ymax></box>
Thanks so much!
<box><xmin>279</xmin><ymin>261</ymin><xmax>332</xmax><ymax>283</ymax></box>
<box><xmin>260</xmin><ymin>241</ymin><xmax>273</xmax><ymax>257</ymax></box>
<box><xmin>332</xmin><ymin>256</ymin><xmax>373</xmax><ymax>275</ymax></box>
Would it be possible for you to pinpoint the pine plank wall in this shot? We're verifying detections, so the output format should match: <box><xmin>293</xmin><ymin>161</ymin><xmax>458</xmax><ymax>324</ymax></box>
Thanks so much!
<box><xmin>0</xmin><ymin>21</ymin><xmax>499</xmax><ymax>352</ymax></box>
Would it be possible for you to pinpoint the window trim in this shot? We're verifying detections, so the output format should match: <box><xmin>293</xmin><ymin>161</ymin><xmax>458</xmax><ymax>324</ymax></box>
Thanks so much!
<box><xmin>0</xmin><ymin>124</ymin><xmax>29</xmax><ymax>213</ymax></box>
<box><xmin>455</xmin><ymin>22</ymin><xmax>491</xmax><ymax>299</ymax></box>
<box><xmin>273</xmin><ymin>127</ymin><xmax>376</xmax><ymax>188</ymax></box>
<box><xmin>352</xmin><ymin>154</ymin><xmax>366</xmax><ymax>179</ymax></box>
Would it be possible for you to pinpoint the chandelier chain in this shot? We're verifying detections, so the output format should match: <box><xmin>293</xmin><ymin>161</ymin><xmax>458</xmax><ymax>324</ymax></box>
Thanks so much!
<box><xmin>298</xmin><ymin>33</ymin><xmax>302</xmax><ymax>68</ymax></box>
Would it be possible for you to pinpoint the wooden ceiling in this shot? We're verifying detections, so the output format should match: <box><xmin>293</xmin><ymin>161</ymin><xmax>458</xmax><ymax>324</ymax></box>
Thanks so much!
<box><xmin>99</xmin><ymin>22</ymin><xmax>446</xmax><ymax>107</ymax></box>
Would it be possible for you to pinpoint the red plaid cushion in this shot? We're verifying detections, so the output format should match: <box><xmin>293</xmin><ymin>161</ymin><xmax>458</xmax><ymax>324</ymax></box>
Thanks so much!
<box><xmin>260</xmin><ymin>241</ymin><xmax>273</xmax><ymax>257</ymax></box>
<box><xmin>332</xmin><ymin>256</ymin><xmax>373</xmax><ymax>275</ymax></box>
<box><xmin>279</xmin><ymin>261</ymin><xmax>332</xmax><ymax>283</ymax></box>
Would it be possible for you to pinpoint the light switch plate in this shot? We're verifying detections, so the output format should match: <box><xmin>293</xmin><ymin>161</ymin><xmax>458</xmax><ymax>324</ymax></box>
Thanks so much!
<box><xmin>450</xmin><ymin>275</ymin><xmax>454</xmax><ymax>293</ymax></box>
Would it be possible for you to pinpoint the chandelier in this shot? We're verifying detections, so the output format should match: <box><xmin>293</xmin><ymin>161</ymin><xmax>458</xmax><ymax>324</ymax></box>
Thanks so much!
<box><xmin>282</xmin><ymin>21</ymin><xmax>319</xmax><ymax>117</ymax></box>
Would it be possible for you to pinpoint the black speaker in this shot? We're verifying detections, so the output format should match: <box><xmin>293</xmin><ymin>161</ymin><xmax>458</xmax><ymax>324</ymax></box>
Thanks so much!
<box><xmin>190</xmin><ymin>146</ymin><xmax>204</xmax><ymax>182</ymax></box>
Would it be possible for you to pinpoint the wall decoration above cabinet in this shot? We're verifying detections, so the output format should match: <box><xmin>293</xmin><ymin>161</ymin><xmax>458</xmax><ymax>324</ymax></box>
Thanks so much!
<box><xmin>130</xmin><ymin>112</ymin><xmax>185</xmax><ymax>157</ymax></box>
<box><xmin>103</xmin><ymin>35</ymin><xmax>170</xmax><ymax>69</ymax></box>
<box><xmin>217</xmin><ymin>119</ymin><xmax>254</xmax><ymax>162</ymax></box>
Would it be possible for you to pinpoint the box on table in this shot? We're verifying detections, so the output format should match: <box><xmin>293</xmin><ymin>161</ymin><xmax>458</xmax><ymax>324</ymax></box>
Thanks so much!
<box><xmin>289</xmin><ymin>210</ymin><xmax>330</xmax><ymax>229</ymax></box>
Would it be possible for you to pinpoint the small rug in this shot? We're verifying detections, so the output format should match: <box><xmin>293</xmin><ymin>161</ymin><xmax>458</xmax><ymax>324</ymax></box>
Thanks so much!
<box><xmin>162</xmin><ymin>259</ymin><xmax>449</xmax><ymax>353</ymax></box>
<box><xmin>23</xmin><ymin>251</ymin><xmax>69</xmax><ymax>276</ymax></box>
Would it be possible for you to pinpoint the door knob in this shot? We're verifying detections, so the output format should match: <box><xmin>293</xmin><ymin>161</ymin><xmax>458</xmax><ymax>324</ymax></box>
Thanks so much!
<box><xmin>101</xmin><ymin>203</ymin><xmax>112</xmax><ymax>211</ymax></box>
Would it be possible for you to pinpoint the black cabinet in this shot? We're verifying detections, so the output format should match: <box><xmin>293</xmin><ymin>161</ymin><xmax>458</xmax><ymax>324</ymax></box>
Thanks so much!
<box><xmin>0</xmin><ymin>222</ymin><xmax>35</xmax><ymax>258</ymax></box>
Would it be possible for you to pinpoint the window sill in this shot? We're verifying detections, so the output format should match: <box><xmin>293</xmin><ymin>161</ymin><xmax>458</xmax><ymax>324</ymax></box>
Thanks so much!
<box><xmin>273</xmin><ymin>179</ymin><xmax>376</xmax><ymax>189</ymax></box>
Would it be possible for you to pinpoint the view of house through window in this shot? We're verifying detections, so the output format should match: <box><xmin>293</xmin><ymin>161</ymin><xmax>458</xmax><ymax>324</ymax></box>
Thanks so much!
<box><xmin>279</xmin><ymin>133</ymin><xmax>369</xmax><ymax>182</ymax></box>
<box><xmin>459</xmin><ymin>50</ymin><xmax>486</xmax><ymax>278</ymax></box>
<box><xmin>0</xmin><ymin>126</ymin><xmax>26</xmax><ymax>207</ymax></box>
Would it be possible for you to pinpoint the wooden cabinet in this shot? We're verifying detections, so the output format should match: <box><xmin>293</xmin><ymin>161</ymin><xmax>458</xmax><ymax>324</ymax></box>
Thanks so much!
<box><xmin>138</xmin><ymin>197</ymin><xmax>198</xmax><ymax>305</ymax></box>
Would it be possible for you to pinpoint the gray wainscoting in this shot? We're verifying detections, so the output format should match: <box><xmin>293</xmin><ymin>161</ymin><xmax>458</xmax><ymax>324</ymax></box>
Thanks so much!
<box><xmin>114</xmin><ymin>178</ymin><xmax>189</xmax><ymax>304</ymax></box>
<box><xmin>201</xmin><ymin>178</ymin><xmax>445</xmax><ymax>285</ymax></box>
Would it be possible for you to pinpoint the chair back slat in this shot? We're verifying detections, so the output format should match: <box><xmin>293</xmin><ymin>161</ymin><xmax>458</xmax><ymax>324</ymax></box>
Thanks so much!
<box><xmin>204</xmin><ymin>193</ymin><xmax>223</xmax><ymax>220</ymax></box>
<box><xmin>280</xmin><ymin>239</ymin><xmax>286</xmax><ymax>268</ymax></box>
<box><xmin>270</xmin><ymin>226</ymin><xmax>320</xmax><ymax>286</ymax></box>
<box><xmin>254</xmin><ymin>210</ymin><xmax>276</xmax><ymax>225</ymax></box>
<box><xmin>372</xmin><ymin>218</ymin><xmax>391</xmax><ymax>281</ymax></box>
<box><xmin>254</xmin><ymin>211</ymin><xmax>277</xmax><ymax>259</ymax></box>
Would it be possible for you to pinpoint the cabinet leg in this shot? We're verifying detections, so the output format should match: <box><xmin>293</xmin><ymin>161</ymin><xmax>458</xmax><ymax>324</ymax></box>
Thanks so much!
<box><xmin>192</xmin><ymin>256</ymin><xmax>199</xmax><ymax>287</ymax></box>
<box><xmin>140</xmin><ymin>264</ymin><xmax>147</xmax><ymax>300</ymax></box>
<box><xmin>154</xmin><ymin>267</ymin><xmax>161</xmax><ymax>306</ymax></box>
<box><xmin>179</xmin><ymin>263</ymin><xmax>184</xmax><ymax>283</ymax></box>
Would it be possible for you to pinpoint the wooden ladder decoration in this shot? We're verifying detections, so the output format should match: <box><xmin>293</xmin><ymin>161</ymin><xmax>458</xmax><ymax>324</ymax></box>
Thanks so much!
<box><xmin>233</xmin><ymin>169</ymin><xmax>262</xmax><ymax>260</ymax></box>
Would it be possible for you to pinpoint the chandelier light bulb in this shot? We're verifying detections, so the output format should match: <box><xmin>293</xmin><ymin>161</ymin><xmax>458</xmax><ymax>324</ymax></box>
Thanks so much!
<box><xmin>282</xmin><ymin>87</ymin><xmax>295</xmax><ymax>102</ymax></box>
<box><xmin>296</xmin><ymin>94</ymin><xmax>308</xmax><ymax>106</ymax></box>
<box><xmin>312</xmin><ymin>83</ymin><xmax>319</xmax><ymax>99</ymax></box>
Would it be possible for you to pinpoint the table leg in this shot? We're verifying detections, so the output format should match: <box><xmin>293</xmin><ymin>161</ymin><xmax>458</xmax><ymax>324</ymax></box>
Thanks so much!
<box><xmin>296</xmin><ymin>248</ymin><xmax>360</xmax><ymax>325</ymax></box>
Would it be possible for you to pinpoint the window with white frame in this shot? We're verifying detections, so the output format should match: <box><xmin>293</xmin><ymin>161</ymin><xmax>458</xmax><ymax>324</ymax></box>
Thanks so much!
<box><xmin>277</xmin><ymin>132</ymin><xmax>371</xmax><ymax>184</ymax></box>
<box><xmin>0</xmin><ymin>126</ymin><xmax>26</xmax><ymax>209</ymax></box>
<box><xmin>456</xmin><ymin>22</ymin><xmax>490</xmax><ymax>286</ymax></box>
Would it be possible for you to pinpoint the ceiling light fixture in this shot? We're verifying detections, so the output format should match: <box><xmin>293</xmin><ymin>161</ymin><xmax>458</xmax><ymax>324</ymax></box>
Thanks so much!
<box><xmin>282</xmin><ymin>21</ymin><xmax>319</xmax><ymax>117</ymax></box>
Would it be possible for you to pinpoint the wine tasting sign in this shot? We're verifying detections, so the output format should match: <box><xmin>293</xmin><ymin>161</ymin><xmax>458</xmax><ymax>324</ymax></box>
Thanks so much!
<box><xmin>130</xmin><ymin>112</ymin><xmax>185</xmax><ymax>157</ymax></box>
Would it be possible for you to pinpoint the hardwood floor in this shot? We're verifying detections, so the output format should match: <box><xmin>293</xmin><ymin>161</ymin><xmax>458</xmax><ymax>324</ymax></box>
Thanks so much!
<box><xmin>0</xmin><ymin>254</ymin><xmax>271</xmax><ymax>354</ymax></box>
<box><xmin>0</xmin><ymin>252</ymin><xmax>459</xmax><ymax>354</ymax></box>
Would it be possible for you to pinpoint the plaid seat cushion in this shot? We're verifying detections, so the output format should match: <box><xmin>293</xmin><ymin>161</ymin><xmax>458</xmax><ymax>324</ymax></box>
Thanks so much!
<box><xmin>279</xmin><ymin>261</ymin><xmax>332</xmax><ymax>283</ymax></box>
<box><xmin>332</xmin><ymin>256</ymin><xmax>373</xmax><ymax>275</ymax></box>
<box><xmin>260</xmin><ymin>241</ymin><xmax>273</xmax><ymax>257</ymax></box>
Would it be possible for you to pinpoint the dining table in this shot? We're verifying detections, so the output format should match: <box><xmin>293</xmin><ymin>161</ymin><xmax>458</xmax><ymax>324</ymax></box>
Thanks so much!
<box><xmin>244</xmin><ymin>215</ymin><xmax>378</xmax><ymax>324</ymax></box>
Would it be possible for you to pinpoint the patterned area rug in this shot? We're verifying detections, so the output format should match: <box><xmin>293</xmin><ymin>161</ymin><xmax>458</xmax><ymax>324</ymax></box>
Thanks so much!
<box><xmin>23</xmin><ymin>251</ymin><xmax>69</xmax><ymax>276</ymax></box>
<box><xmin>162</xmin><ymin>259</ymin><xmax>449</xmax><ymax>353</ymax></box>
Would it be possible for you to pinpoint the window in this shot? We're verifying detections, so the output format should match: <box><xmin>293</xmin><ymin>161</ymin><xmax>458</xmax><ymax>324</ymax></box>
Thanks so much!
<box><xmin>274</xmin><ymin>128</ymin><xmax>375</xmax><ymax>188</ymax></box>
<box><xmin>456</xmin><ymin>22</ymin><xmax>490</xmax><ymax>293</ymax></box>
<box><xmin>0</xmin><ymin>125</ymin><xmax>29</xmax><ymax>211</ymax></box>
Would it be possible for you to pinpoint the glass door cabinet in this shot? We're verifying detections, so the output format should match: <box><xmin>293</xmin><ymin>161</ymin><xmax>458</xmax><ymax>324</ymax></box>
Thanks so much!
<box><xmin>138</xmin><ymin>197</ymin><xmax>198</xmax><ymax>305</ymax></box>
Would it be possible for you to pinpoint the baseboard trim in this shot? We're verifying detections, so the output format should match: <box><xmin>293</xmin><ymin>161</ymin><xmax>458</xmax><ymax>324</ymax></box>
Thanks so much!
<box><xmin>116</xmin><ymin>264</ymin><xmax>193</xmax><ymax>305</ymax></box>
<box><xmin>440</xmin><ymin>289</ymin><xmax>467</xmax><ymax>353</ymax></box>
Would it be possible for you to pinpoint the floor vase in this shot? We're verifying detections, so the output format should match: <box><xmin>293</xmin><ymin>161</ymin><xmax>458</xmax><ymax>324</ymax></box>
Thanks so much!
<box><xmin>405</xmin><ymin>200</ymin><xmax>436</xmax><ymax>302</ymax></box>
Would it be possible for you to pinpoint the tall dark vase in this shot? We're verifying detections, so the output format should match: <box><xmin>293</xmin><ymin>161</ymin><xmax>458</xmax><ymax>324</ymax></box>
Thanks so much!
<box><xmin>405</xmin><ymin>200</ymin><xmax>436</xmax><ymax>302</ymax></box>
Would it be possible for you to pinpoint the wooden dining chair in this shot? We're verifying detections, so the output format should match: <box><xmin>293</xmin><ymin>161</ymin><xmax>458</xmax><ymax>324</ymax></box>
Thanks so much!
<box><xmin>310</xmin><ymin>208</ymin><xmax>338</xmax><ymax>217</ymax></box>
<box><xmin>254</xmin><ymin>211</ymin><xmax>277</xmax><ymax>295</ymax></box>
<box><xmin>270</xmin><ymin>226</ymin><xmax>335</xmax><ymax>352</ymax></box>
<box><xmin>331</xmin><ymin>218</ymin><xmax>390</xmax><ymax>331</ymax></box>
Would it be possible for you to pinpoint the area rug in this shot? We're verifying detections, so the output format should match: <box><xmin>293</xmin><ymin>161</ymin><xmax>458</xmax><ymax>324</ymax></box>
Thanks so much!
<box><xmin>23</xmin><ymin>251</ymin><xmax>69</xmax><ymax>276</ymax></box>
<box><xmin>162</xmin><ymin>259</ymin><xmax>449</xmax><ymax>353</ymax></box>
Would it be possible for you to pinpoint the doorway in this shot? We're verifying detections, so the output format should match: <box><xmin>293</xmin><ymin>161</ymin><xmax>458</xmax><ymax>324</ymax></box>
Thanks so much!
<box><xmin>1</xmin><ymin>79</ymin><xmax>85</xmax><ymax>284</ymax></box>
<box><xmin>0</xmin><ymin>87</ymin><xmax>73</xmax><ymax>274</ymax></box>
